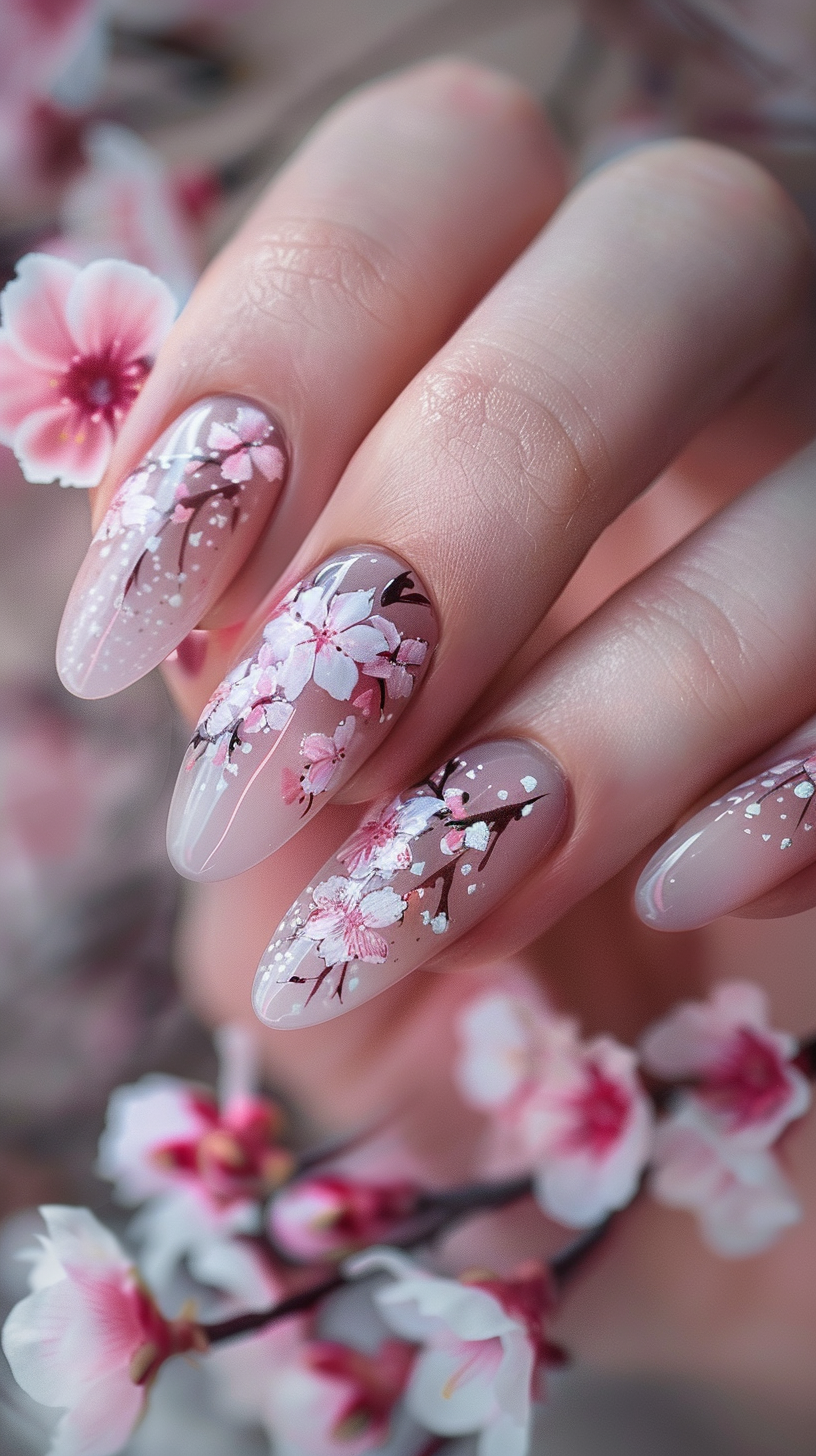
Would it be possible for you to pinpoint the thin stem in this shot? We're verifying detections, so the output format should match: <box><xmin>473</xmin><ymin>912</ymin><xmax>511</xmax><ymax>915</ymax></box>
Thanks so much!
<box><xmin>202</xmin><ymin>1272</ymin><xmax>343</xmax><ymax>1344</ymax></box>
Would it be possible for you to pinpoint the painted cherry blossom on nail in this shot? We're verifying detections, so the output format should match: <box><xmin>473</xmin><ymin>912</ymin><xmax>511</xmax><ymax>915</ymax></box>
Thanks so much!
<box><xmin>0</xmin><ymin>253</ymin><xmax>176</xmax><ymax>486</ymax></box>
<box><xmin>639</xmin><ymin>981</ymin><xmax>811</xmax><ymax>1150</ymax></box>
<box><xmin>350</xmin><ymin>1248</ymin><xmax>559</xmax><ymax>1456</ymax></box>
<box><xmin>0</xmin><ymin>1206</ymin><xmax>205</xmax><ymax>1456</ymax></box>
<box><xmin>254</xmin><ymin>742</ymin><xmax>567</xmax><ymax>1027</ymax></box>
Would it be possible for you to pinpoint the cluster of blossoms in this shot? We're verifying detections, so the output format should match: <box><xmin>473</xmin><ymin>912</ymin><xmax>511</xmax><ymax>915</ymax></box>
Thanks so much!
<box><xmin>191</xmin><ymin>573</ymin><xmax>428</xmax><ymax>797</ymax></box>
<box><xmin>2</xmin><ymin>983</ymin><xmax>812</xmax><ymax>1456</ymax></box>
<box><xmin>456</xmin><ymin>981</ymin><xmax>811</xmax><ymax>1256</ymax></box>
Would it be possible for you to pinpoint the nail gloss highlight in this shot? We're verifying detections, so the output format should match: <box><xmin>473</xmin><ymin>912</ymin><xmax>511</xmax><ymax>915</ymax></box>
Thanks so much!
<box><xmin>166</xmin><ymin>547</ymin><xmax>438</xmax><ymax>880</ymax></box>
<box><xmin>56</xmin><ymin>396</ymin><xmax>288</xmax><ymax>699</ymax></box>
<box><xmin>253</xmin><ymin>738</ymin><xmax>568</xmax><ymax>1029</ymax></box>
<box><xmin>636</xmin><ymin>748</ymin><xmax>816</xmax><ymax>931</ymax></box>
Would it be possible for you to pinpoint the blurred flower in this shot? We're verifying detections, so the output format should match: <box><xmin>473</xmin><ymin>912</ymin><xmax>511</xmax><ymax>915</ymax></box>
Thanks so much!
<box><xmin>97</xmin><ymin>1025</ymin><xmax>293</xmax><ymax>1289</ymax></box>
<box><xmin>0</xmin><ymin>0</ymin><xmax>102</xmax><ymax>105</ymax></box>
<box><xmin>639</xmin><ymin>980</ymin><xmax>811</xmax><ymax>1149</ymax></box>
<box><xmin>455</xmin><ymin>990</ymin><xmax>574</xmax><ymax>1114</ymax></box>
<box><xmin>269</xmin><ymin>1175</ymin><xmax>419</xmax><ymax>1262</ymax></box>
<box><xmin>0</xmin><ymin>253</ymin><xmax>176</xmax><ymax>486</ymax></box>
<box><xmin>263</xmin><ymin>1339</ymin><xmax>415</xmax><ymax>1456</ymax></box>
<box><xmin>519</xmin><ymin>1033</ymin><xmax>653</xmax><ymax>1228</ymax></box>
<box><xmin>650</xmin><ymin>1102</ymin><xmax>802</xmax><ymax>1257</ymax></box>
<box><xmin>1</xmin><ymin>1205</ymin><xmax>204</xmax><ymax>1456</ymax></box>
<box><xmin>351</xmin><ymin>1248</ymin><xmax>555</xmax><ymax>1456</ymax></box>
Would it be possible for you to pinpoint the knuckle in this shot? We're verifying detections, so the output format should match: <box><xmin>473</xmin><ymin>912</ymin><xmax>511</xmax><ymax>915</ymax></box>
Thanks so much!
<box><xmin>406</xmin><ymin>343</ymin><xmax>614</xmax><ymax>539</ymax></box>
<box><xmin>239</xmin><ymin>218</ymin><xmax>407</xmax><ymax>335</ymax></box>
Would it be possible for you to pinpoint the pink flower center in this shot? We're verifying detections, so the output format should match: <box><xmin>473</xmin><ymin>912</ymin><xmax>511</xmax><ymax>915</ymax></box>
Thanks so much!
<box><xmin>568</xmin><ymin>1063</ymin><xmax>630</xmax><ymax>1156</ymax></box>
<box><xmin>62</xmin><ymin>350</ymin><xmax>150</xmax><ymax>426</ymax></box>
<box><xmin>701</xmin><ymin>1028</ymin><xmax>791</xmax><ymax>1130</ymax></box>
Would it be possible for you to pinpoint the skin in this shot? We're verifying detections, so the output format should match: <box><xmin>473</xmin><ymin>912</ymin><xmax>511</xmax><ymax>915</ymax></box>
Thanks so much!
<box><xmin>78</xmin><ymin>60</ymin><xmax>816</xmax><ymax>1421</ymax></box>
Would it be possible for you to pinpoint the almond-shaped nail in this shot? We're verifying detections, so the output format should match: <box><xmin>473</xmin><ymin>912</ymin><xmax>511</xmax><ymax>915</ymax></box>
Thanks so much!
<box><xmin>636</xmin><ymin>748</ymin><xmax>816</xmax><ymax>931</ymax></box>
<box><xmin>166</xmin><ymin>547</ymin><xmax>438</xmax><ymax>880</ymax></box>
<box><xmin>56</xmin><ymin>397</ymin><xmax>288</xmax><ymax>699</ymax></box>
<box><xmin>253</xmin><ymin>739</ymin><xmax>567</xmax><ymax>1029</ymax></box>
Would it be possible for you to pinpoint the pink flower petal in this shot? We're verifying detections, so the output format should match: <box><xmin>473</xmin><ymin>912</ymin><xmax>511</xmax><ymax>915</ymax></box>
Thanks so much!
<box><xmin>250</xmin><ymin>442</ymin><xmax>285</xmax><ymax>481</ymax></box>
<box><xmin>14</xmin><ymin>403</ymin><xmax>112</xmax><ymax>487</ymax></box>
<box><xmin>1</xmin><ymin>254</ymin><xmax>77</xmax><ymax>369</ymax></box>
<box><xmin>301</xmin><ymin>732</ymin><xmax>334</xmax><ymax>763</ymax></box>
<box><xmin>234</xmin><ymin>406</ymin><xmax>270</xmax><ymax>443</ymax></box>
<box><xmin>206</xmin><ymin>422</ymin><xmax>240</xmax><ymax>452</ymax></box>
<box><xmin>0</xmin><ymin>336</ymin><xmax>55</xmax><ymax>440</ymax></box>
<box><xmin>219</xmin><ymin>448</ymin><xmax>253</xmax><ymax>484</ymax></box>
<box><xmin>55</xmin><ymin>1367</ymin><xmax>145</xmax><ymax>1456</ymax></box>
<box><xmin>65</xmin><ymin>258</ymin><xmax>176</xmax><ymax>361</ymax></box>
<box><xmin>281</xmin><ymin>767</ymin><xmax>301</xmax><ymax>805</ymax></box>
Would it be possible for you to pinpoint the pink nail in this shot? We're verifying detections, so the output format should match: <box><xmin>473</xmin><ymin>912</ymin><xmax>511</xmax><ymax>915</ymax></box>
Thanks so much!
<box><xmin>166</xmin><ymin>547</ymin><xmax>438</xmax><ymax>880</ymax></box>
<box><xmin>252</xmin><ymin>739</ymin><xmax>567</xmax><ymax>1028</ymax></box>
<box><xmin>636</xmin><ymin>747</ymin><xmax>816</xmax><ymax>931</ymax></box>
<box><xmin>56</xmin><ymin>397</ymin><xmax>288</xmax><ymax>699</ymax></box>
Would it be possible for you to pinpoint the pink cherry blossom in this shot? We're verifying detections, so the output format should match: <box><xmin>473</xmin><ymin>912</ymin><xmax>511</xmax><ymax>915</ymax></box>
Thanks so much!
<box><xmin>263</xmin><ymin>1339</ymin><xmax>415</xmax><ymax>1456</ymax></box>
<box><xmin>519</xmin><ymin>1034</ymin><xmax>654</xmax><ymax>1227</ymax></box>
<box><xmin>269</xmin><ymin>1174</ymin><xmax>418</xmax><ymax>1261</ymax></box>
<box><xmin>207</xmin><ymin>404</ymin><xmax>286</xmax><ymax>484</ymax></box>
<box><xmin>95</xmin><ymin>468</ymin><xmax>159</xmax><ymax>541</ymax></box>
<box><xmin>455</xmin><ymin>992</ymin><xmax>575</xmax><ymax>1114</ymax></box>
<box><xmin>351</xmin><ymin>1248</ymin><xmax>555</xmax><ymax>1456</ymax></box>
<box><xmin>0</xmin><ymin>253</ymin><xmax>176</xmax><ymax>486</ymax></box>
<box><xmin>300</xmin><ymin>717</ymin><xmax>356</xmax><ymax>796</ymax></box>
<box><xmin>362</xmin><ymin>615</ymin><xmax>428</xmax><ymax>699</ymax></box>
<box><xmin>1</xmin><ymin>1206</ymin><xmax>204</xmax><ymax>1456</ymax></box>
<box><xmin>262</xmin><ymin>586</ymin><xmax>390</xmax><ymax>702</ymax></box>
<box><xmin>97</xmin><ymin>1025</ymin><xmax>292</xmax><ymax>1217</ymax></box>
<box><xmin>337</xmin><ymin>792</ymin><xmax>441</xmax><ymax>879</ymax></box>
<box><xmin>639</xmin><ymin>981</ymin><xmax>811</xmax><ymax>1149</ymax></box>
<box><xmin>649</xmin><ymin>1103</ymin><xmax>802</xmax><ymax>1257</ymax></box>
<box><xmin>302</xmin><ymin>876</ymin><xmax>406</xmax><ymax>966</ymax></box>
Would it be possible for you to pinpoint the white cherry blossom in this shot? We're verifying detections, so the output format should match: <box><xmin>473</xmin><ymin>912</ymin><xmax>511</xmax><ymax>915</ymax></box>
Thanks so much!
<box><xmin>262</xmin><ymin>586</ymin><xmax>390</xmax><ymax>702</ymax></box>
<box><xmin>302</xmin><ymin>876</ymin><xmax>406</xmax><ymax>966</ymax></box>
<box><xmin>1</xmin><ymin>1206</ymin><xmax>202</xmax><ymax>1456</ymax></box>
<box><xmin>337</xmin><ymin>793</ymin><xmax>442</xmax><ymax>879</ymax></box>
<box><xmin>650</xmin><ymin>1102</ymin><xmax>803</xmax><ymax>1257</ymax></box>
<box><xmin>207</xmin><ymin>405</ymin><xmax>286</xmax><ymax>484</ymax></box>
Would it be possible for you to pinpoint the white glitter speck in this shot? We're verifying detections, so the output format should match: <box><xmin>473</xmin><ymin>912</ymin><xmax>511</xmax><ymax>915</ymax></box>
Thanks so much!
<box><xmin>497</xmin><ymin>790</ymin><xmax>508</xmax><ymax>801</ymax></box>
<box><xmin>781</xmin><ymin>838</ymin><xmax>793</xmax><ymax>849</ymax></box>
<box><xmin>745</xmin><ymin>803</ymin><xmax>761</xmax><ymax>817</ymax></box>
<box><xmin>520</xmin><ymin>775</ymin><xmax>537</xmax><ymax>792</ymax></box>
<box><xmin>410</xmin><ymin>862</ymin><xmax>425</xmax><ymax>875</ymax></box>
<box><xmin>794</xmin><ymin>782</ymin><xmax>814</xmax><ymax>798</ymax></box>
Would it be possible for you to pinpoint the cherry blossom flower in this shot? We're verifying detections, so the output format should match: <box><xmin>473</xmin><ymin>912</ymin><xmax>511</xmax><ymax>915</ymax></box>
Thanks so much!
<box><xmin>195</xmin><ymin>654</ymin><xmax>292</xmax><ymax>754</ymax></box>
<box><xmin>1</xmin><ymin>1206</ymin><xmax>204</xmax><ymax>1456</ymax></box>
<box><xmin>263</xmin><ymin>1339</ymin><xmax>415</xmax><ymax>1456</ymax></box>
<box><xmin>302</xmin><ymin>876</ymin><xmax>406</xmax><ymax>967</ymax></box>
<box><xmin>0</xmin><ymin>253</ymin><xmax>176</xmax><ymax>487</ymax></box>
<box><xmin>350</xmin><ymin>1249</ymin><xmax>555</xmax><ymax>1456</ymax></box>
<box><xmin>649</xmin><ymin>1102</ymin><xmax>803</xmax><ymax>1257</ymax></box>
<box><xmin>519</xmin><ymin>1034</ymin><xmax>654</xmax><ymax>1227</ymax></box>
<box><xmin>97</xmin><ymin>1026</ymin><xmax>292</xmax><ymax>1286</ymax></box>
<box><xmin>207</xmin><ymin>405</ymin><xmax>286</xmax><ymax>485</ymax></box>
<box><xmin>95</xmin><ymin>468</ymin><xmax>159</xmax><ymax>540</ymax></box>
<box><xmin>639</xmin><ymin>981</ymin><xmax>811</xmax><ymax>1149</ymax></box>
<box><xmin>455</xmin><ymin>992</ymin><xmax>574</xmax><ymax>1114</ymax></box>
<box><xmin>362</xmin><ymin>616</ymin><xmax>428</xmax><ymax>699</ymax></box>
<box><xmin>337</xmin><ymin>793</ymin><xmax>441</xmax><ymax>879</ymax></box>
<box><xmin>262</xmin><ymin>586</ymin><xmax>390</xmax><ymax>703</ymax></box>
<box><xmin>269</xmin><ymin>1175</ymin><xmax>419</xmax><ymax>1261</ymax></box>
<box><xmin>282</xmin><ymin>718</ymin><xmax>356</xmax><ymax>805</ymax></box>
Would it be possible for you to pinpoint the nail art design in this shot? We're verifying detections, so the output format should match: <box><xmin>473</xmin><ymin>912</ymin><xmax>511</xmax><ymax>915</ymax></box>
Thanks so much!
<box><xmin>166</xmin><ymin>548</ymin><xmax>438</xmax><ymax>880</ymax></box>
<box><xmin>636</xmin><ymin>747</ymin><xmax>816</xmax><ymax>931</ymax></box>
<box><xmin>56</xmin><ymin>397</ymin><xmax>288</xmax><ymax>699</ymax></box>
<box><xmin>253</xmin><ymin>739</ymin><xmax>567</xmax><ymax>1029</ymax></box>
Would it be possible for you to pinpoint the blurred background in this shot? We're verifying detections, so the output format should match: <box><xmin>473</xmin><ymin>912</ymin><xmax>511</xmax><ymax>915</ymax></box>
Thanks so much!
<box><xmin>1</xmin><ymin>2</ymin><xmax>815</xmax><ymax>1452</ymax></box>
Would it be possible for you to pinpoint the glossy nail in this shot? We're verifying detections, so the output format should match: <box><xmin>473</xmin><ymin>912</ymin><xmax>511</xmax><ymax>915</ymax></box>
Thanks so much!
<box><xmin>56</xmin><ymin>397</ymin><xmax>288</xmax><ymax>699</ymax></box>
<box><xmin>253</xmin><ymin>738</ymin><xmax>568</xmax><ymax>1029</ymax></box>
<box><xmin>166</xmin><ymin>546</ymin><xmax>438</xmax><ymax>880</ymax></box>
<box><xmin>636</xmin><ymin>747</ymin><xmax>816</xmax><ymax>931</ymax></box>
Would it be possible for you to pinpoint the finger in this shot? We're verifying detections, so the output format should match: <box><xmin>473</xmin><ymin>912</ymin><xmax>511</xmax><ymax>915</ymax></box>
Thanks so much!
<box><xmin>251</xmin><ymin>435</ymin><xmax>816</xmax><ymax>1026</ymax></box>
<box><xmin>55</xmin><ymin>59</ymin><xmax>564</xmax><ymax>699</ymax></box>
<box><xmin>167</xmin><ymin>141</ymin><xmax>812</xmax><ymax>882</ymax></box>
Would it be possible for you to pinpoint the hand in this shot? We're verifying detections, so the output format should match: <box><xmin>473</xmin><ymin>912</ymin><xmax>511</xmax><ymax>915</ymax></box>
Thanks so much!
<box><xmin>53</xmin><ymin>60</ymin><xmax>816</xmax><ymax>1416</ymax></box>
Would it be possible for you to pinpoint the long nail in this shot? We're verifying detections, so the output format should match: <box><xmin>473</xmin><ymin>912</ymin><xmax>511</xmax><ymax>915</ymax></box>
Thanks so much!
<box><xmin>252</xmin><ymin>739</ymin><xmax>568</xmax><ymax>1028</ymax></box>
<box><xmin>56</xmin><ymin>397</ymin><xmax>288</xmax><ymax>699</ymax></box>
<box><xmin>166</xmin><ymin>547</ymin><xmax>438</xmax><ymax>880</ymax></box>
<box><xmin>636</xmin><ymin>747</ymin><xmax>816</xmax><ymax>930</ymax></box>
